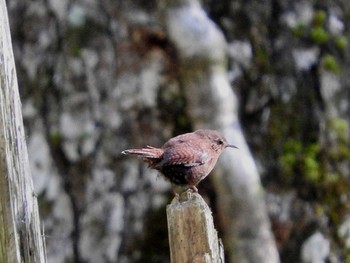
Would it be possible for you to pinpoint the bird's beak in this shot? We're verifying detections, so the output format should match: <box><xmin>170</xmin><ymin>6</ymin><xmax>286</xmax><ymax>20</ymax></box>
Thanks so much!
<box><xmin>227</xmin><ymin>144</ymin><xmax>238</xmax><ymax>149</ymax></box>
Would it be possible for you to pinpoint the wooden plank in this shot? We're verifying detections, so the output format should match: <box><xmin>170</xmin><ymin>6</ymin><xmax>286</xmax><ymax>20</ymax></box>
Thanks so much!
<box><xmin>0</xmin><ymin>0</ymin><xmax>47</xmax><ymax>261</ymax></box>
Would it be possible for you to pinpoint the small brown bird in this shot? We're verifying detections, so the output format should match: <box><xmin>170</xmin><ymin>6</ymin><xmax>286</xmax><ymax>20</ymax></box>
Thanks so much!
<box><xmin>122</xmin><ymin>129</ymin><xmax>237</xmax><ymax>192</ymax></box>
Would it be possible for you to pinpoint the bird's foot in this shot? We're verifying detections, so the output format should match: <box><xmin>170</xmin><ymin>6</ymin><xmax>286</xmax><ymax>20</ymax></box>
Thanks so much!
<box><xmin>189</xmin><ymin>185</ymin><xmax>198</xmax><ymax>193</ymax></box>
<box><xmin>172</xmin><ymin>185</ymin><xmax>199</xmax><ymax>202</ymax></box>
<box><xmin>178</xmin><ymin>186</ymin><xmax>199</xmax><ymax>202</ymax></box>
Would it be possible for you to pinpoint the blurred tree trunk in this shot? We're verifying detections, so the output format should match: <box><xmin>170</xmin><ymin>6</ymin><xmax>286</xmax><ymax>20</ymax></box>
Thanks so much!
<box><xmin>160</xmin><ymin>1</ymin><xmax>279</xmax><ymax>262</ymax></box>
<box><xmin>0</xmin><ymin>0</ymin><xmax>46</xmax><ymax>262</ymax></box>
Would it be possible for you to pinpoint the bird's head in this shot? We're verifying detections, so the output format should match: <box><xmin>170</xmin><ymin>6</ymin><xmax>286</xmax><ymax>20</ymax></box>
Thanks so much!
<box><xmin>194</xmin><ymin>129</ymin><xmax>237</xmax><ymax>152</ymax></box>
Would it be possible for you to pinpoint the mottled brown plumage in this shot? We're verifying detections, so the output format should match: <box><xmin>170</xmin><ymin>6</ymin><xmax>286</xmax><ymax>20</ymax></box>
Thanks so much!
<box><xmin>122</xmin><ymin>129</ymin><xmax>237</xmax><ymax>192</ymax></box>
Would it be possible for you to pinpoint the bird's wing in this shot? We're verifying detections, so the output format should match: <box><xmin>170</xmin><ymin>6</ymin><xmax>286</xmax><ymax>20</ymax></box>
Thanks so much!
<box><xmin>159</xmin><ymin>143</ymin><xmax>209</xmax><ymax>167</ymax></box>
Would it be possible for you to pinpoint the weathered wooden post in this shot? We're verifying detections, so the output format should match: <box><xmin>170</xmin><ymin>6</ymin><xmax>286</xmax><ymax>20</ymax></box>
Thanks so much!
<box><xmin>167</xmin><ymin>192</ymin><xmax>225</xmax><ymax>263</ymax></box>
<box><xmin>0</xmin><ymin>0</ymin><xmax>47</xmax><ymax>262</ymax></box>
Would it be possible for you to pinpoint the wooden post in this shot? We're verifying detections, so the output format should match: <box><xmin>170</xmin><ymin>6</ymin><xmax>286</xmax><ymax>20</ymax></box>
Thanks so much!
<box><xmin>0</xmin><ymin>0</ymin><xmax>47</xmax><ymax>262</ymax></box>
<box><xmin>167</xmin><ymin>192</ymin><xmax>224</xmax><ymax>263</ymax></box>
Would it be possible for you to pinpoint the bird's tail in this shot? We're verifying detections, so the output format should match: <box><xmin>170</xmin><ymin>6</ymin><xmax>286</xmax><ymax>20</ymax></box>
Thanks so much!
<box><xmin>122</xmin><ymin>146</ymin><xmax>163</xmax><ymax>159</ymax></box>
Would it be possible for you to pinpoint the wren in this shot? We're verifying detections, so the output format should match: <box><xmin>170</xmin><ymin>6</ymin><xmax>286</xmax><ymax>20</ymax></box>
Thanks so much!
<box><xmin>122</xmin><ymin>129</ymin><xmax>237</xmax><ymax>192</ymax></box>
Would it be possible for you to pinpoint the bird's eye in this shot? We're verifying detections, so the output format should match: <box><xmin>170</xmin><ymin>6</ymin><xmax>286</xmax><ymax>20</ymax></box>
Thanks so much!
<box><xmin>217</xmin><ymin>139</ymin><xmax>223</xmax><ymax>145</ymax></box>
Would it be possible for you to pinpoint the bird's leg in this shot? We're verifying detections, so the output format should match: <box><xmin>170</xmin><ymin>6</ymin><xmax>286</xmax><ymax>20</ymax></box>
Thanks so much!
<box><xmin>179</xmin><ymin>186</ymin><xmax>198</xmax><ymax>201</ymax></box>
<box><xmin>172</xmin><ymin>184</ymin><xmax>198</xmax><ymax>201</ymax></box>
<box><xmin>189</xmin><ymin>185</ymin><xmax>198</xmax><ymax>193</ymax></box>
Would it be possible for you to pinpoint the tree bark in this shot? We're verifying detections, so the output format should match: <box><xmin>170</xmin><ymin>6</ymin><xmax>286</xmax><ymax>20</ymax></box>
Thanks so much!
<box><xmin>0</xmin><ymin>0</ymin><xmax>46</xmax><ymax>262</ymax></box>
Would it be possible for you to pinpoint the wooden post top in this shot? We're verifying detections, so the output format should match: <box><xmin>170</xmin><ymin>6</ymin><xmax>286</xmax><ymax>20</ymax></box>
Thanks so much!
<box><xmin>167</xmin><ymin>192</ymin><xmax>224</xmax><ymax>263</ymax></box>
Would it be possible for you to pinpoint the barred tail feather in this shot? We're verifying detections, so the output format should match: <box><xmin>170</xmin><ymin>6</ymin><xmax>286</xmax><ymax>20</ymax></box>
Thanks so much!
<box><xmin>122</xmin><ymin>146</ymin><xmax>163</xmax><ymax>159</ymax></box>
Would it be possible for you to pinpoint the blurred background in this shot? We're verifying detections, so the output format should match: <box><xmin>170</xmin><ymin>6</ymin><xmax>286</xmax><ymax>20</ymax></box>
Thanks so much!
<box><xmin>6</xmin><ymin>0</ymin><xmax>350</xmax><ymax>262</ymax></box>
